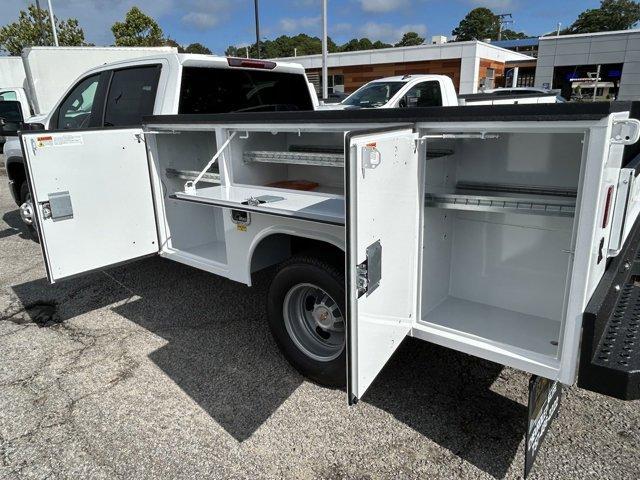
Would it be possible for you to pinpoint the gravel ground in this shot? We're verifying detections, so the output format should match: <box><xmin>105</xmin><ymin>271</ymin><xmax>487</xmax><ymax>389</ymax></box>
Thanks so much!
<box><xmin>0</xmin><ymin>178</ymin><xmax>638</xmax><ymax>480</ymax></box>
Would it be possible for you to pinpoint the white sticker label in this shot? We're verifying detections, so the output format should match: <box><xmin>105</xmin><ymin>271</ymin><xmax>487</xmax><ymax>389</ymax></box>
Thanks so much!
<box><xmin>53</xmin><ymin>134</ymin><xmax>83</xmax><ymax>147</ymax></box>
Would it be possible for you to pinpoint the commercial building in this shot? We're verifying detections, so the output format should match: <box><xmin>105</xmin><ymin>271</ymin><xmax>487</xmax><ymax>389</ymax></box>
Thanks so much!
<box><xmin>274</xmin><ymin>39</ymin><xmax>533</xmax><ymax>95</ymax></box>
<box><xmin>534</xmin><ymin>29</ymin><xmax>640</xmax><ymax>101</ymax></box>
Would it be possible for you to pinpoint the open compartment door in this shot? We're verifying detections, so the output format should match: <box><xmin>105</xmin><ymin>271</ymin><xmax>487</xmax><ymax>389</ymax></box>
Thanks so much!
<box><xmin>346</xmin><ymin>127</ymin><xmax>421</xmax><ymax>403</ymax></box>
<box><xmin>21</xmin><ymin>128</ymin><xmax>159</xmax><ymax>283</ymax></box>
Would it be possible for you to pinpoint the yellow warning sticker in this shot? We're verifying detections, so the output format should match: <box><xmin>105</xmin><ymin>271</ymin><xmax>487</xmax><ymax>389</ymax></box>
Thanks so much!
<box><xmin>236</xmin><ymin>224</ymin><xmax>247</xmax><ymax>232</ymax></box>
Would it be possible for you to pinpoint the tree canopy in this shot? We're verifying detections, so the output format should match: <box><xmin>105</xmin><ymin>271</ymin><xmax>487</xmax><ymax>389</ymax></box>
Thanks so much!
<box><xmin>564</xmin><ymin>0</ymin><xmax>640</xmax><ymax>34</ymax></box>
<box><xmin>111</xmin><ymin>7</ymin><xmax>164</xmax><ymax>47</ymax></box>
<box><xmin>395</xmin><ymin>32</ymin><xmax>425</xmax><ymax>47</ymax></box>
<box><xmin>0</xmin><ymin>5</ymin><xmax>87</xmax><ymax>55</ymax></box>
<box><xmin>452</xmin><ymin>7</ymin><xmax>526</xmax><ymax>41</ymax></box>
<box><xmin>184</xmin><ymin>42</ymin><xmax>212</xmax><ymax>54</ymax></box>
<box><xmin>225</xmin><ymin>33</ymin><xmax>408</xmax><ymax>58</ymax></box>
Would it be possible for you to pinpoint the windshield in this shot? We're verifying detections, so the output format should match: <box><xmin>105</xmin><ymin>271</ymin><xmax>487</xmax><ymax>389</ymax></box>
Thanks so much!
<box><xmin>0</xmin><ymin>91</ymin><xmax>18</xmax><ymax>102</ymax></box>
<box><xmin>342</xmin><ymin>81</ymin><xmax>404</xmax><ymax>108</ymax></box>
<box><xmin>179</xmin><ymin>67</ymin><xmax>313</xmax><ymax>114</ymax></box>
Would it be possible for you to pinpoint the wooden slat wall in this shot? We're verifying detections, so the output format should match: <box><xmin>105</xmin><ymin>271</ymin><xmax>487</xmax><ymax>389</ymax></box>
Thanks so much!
<box><xmin>308</xmin><ymin>58</ymin><xmax>462</xmax><ymax>93</ymax></box>
<box><xmin>478</xmin><ymin>58</ymin><xmax>506</xmax><ymax>89</ymax></box>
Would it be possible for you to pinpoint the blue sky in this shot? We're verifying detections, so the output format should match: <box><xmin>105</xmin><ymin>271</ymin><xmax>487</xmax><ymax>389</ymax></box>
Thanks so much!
<box><xmin>2</xmin><ymin>0</ymin><xmax>604</xmax><ymax>54</ymax></box>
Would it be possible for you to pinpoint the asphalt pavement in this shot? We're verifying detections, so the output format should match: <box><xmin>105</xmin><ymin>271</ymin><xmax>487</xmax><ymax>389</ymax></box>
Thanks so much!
<box><xmin>0</xmin><ymin>178</ymin><xmax>638</xmax><ymax>479</ymax></box>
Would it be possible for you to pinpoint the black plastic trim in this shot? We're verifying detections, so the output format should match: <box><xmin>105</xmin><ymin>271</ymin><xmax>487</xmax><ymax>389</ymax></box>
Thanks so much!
<box><xmin>145</xmin><ymin>101</ymin><xmax>637</xmax><ymax>126</ymax></box>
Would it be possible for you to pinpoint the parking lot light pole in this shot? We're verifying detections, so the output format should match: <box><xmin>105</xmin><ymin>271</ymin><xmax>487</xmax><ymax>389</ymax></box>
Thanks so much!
<box><xmin>322</xmin><ymin>0</ymin><xmax>328</xmax><ymax>102</ymax></box>
<box><xmin>46</xmin><ymin>0</ymin><xmax>59</xmax><ymax>46</ymax></box>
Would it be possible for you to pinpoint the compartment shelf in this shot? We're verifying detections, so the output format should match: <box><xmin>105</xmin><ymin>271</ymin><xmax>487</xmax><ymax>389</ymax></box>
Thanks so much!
<box><xmin>425</xmin><ymin>182</ymin><xmax>576</xmax><ymax>217</ymax></box>
<box><xmin>171</xmin><ymin>185</ymin><xmax>344</xmax><ymax>225</ymax></box>
<box><xmin>242</xmin><ymin>146</ymin><xmax>454</xmax><ymax>168</ymax></box>
<box><xmin>420</xmin><ymin>296</ymin><xmax>560</xmax><ymax>358</ymax></box>
<box><xmin>244</xmin><ymin>150</ymin><xmax>343</xmax><ymax>167</ymax></box>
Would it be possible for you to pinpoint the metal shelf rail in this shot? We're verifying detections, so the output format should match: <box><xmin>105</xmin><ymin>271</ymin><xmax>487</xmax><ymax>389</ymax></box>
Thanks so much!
<box><xmin>425</xmin><ymin>182</ymin><xmax>577</xmax><ymax>217</ymax></box>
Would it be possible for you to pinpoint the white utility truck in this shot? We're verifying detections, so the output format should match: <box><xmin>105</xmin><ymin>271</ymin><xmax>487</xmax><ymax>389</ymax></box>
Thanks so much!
<box><xmin>15</xmin><ymin>96</ymin><xmax>640</xmax><ymax>471</ymax></box>
<box><xmin>3</xmin><ymin>53</ymin><xmax>316</xmax><ymax>238</ymax></box>
<box><xmin>321</xmin><ymin>74</ymin><xmax>560</xmax><ymax>110</ymax></box>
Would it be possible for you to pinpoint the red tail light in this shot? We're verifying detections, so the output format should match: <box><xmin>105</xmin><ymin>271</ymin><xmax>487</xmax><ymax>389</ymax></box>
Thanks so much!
<box><xmin>227</xmin><ymin>57</ymin><xmax>276</xmax><ymax>69</ymax></box>
<box><xmin>602</xmin><ymin>185</ymin><xmax>615</xmax><ymax>229</ymax></box>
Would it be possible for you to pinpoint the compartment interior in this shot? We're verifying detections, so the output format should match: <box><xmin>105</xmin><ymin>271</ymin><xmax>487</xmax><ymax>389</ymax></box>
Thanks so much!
<box><xmin>153</xmin><ymin>131</ymin><xmax>228</xmax><ymax>264</ymax></box>
<box><xmin>167</xmin><ymin>129</ymin><xmax>348</xmax><ymax>225</ymax></box>
<box><xmin>419</xmin><ymin>131</ymin><xmax>586</xmax><ymax>359</ymax></box>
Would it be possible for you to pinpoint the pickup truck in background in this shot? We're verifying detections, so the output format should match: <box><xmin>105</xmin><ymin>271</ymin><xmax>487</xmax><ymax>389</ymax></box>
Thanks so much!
<box><xmin>320</xmin><ymin>74</ymin><xmax>562</xmax><ymax>109</ymax></box>
<box><xmin>2</xmin><ymin>52</ymin><xmax>317</xmax><ymax>238</ymax></box>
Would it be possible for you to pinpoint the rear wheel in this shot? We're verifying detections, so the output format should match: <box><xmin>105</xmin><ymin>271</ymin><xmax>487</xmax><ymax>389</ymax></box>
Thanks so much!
<box><xmin>19</xmin><ymin>182</ymin><xmax>39</xmax><ymax>242</ymax></box>
<box><xmin>267</xmin><ymin>255</ymin><xmax>346</xmax><ymax>387</ymax></box>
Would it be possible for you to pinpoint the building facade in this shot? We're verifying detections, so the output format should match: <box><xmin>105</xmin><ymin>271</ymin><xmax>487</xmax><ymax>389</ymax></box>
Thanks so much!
<box><xmin>534</xmin><ymin>29</ymin><xmax>640</xmax><ymax>101</ymax></box>
<box><xmin>274</xmin><ymin>40</ymin><xmax>532</xmax><ymax>95</ymax></box>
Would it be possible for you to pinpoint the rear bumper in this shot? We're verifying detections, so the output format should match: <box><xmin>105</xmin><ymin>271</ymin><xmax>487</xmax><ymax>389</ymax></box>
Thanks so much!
<box><xmin>578</xmin><ymin>219</ymin><xmax>640</xmax><ymax>400</ymax></box>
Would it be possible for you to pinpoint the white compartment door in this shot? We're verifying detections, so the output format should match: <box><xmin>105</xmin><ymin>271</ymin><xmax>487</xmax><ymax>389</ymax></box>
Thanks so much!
<box><xmin>346</xmin><ymin>127</ymin><xmax>421</xmax><ymax>403</ymax></box>
<box><xmin>22</xmin><ymin>128</ymin><xmax>159</xmax><ymax>283</ymax></box>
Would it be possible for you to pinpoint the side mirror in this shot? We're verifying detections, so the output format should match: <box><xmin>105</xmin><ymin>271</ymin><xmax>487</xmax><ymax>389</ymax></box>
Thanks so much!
<box><xmin>0</xmin><ymin>101</ymin><xmax>24</xmax><ymax>136</ymax></box>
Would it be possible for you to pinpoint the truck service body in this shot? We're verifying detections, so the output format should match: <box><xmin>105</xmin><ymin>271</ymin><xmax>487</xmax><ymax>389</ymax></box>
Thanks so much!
<box><xmin>5</xmin><ymin>54</ymin><xmax>640</xmax><ymax>467</ymax></box>
<box><xmin>18</xmin><ymin>101</ymin><xmax>640</xmax><ymax>396</ymax></box>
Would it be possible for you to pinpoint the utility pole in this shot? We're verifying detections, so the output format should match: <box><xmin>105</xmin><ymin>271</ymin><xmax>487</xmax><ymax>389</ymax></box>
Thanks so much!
<box><xmin>34</xmin><ymin>0</ymin><xmax>47</xmax><ymax>46</ymax></box>
<box><xmin>593</xmin><ymin>65</ymin><xmax>601</xmax><ymax>102</ymax></box>
<box><xmin>496</xmin><ymin>13</ymin><xmax>513</xmax><ymax>41</ymax></box>
<box><xmin>321</xmin><ymin>0</ymin><xmax>328</xmax><ymax>102</ymax></box>
<box><xmin>254</xmin><ymin>0</ymin><xmax>260</xmax><ymax>59</ymax></box>
<box><xmin>46</xmin><ymin>0</ymin><xmax>59</xmax><ymax>46</ymax></box>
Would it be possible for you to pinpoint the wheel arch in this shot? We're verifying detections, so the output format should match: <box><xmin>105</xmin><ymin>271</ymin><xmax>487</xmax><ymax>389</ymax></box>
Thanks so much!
<box><xmin>248</xmin><ymin>227</ymin><xmax>344</xmax><ymax>282</ymax></box>
<box><xmin>5</xmin><ymin>156</ymin><xmax>26</xmax><ymax>205</ymax></box>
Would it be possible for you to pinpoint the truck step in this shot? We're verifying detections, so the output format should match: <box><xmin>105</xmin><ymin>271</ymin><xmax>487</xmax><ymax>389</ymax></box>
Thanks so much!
<box><xmin>579</xmin><ymin>221</ymin><xmax>640</xmax><ymax>400</ymax></box>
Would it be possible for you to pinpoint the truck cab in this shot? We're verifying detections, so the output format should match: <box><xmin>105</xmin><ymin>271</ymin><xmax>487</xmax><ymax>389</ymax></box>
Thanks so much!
<box><xmin>3</xmin><ymin>53</ymin><xmax>315</xmax><ymax>237</ymax></box>
<box><xmin>321</xmin><ymin>74</ymin><xmax>459</xmax><ymax>109</ymax></box>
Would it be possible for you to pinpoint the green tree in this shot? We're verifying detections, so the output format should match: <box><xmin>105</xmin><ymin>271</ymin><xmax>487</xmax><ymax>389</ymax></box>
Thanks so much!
<box><xmin>395</xmin><ymin>31</ymin><xmax>425</xmax><ymax>47</ymax></box>
<box><xmin>452</xmin><ymin>7</ymin><xmax>499</xmax><ymax>40</ymax></box>
<box><xmin>111</xmin><ymin>7</ymin><xmax>164</xmax><ymax>47</ymax></box>
<box><xmin>0</xmin><ymin>5</ymin><xmax>87</xmax><ymax>55</ymax></box>
<box><xmin>565</xmin><ymin>0</ymin><xmax>640</xmax><ymax>34</ymax></box>
<box><xmin>185</xmin><ymin>42</ymin><xmax>212</xmax><ymax>54</ymax></box>
<box><xmin>452</xmin><ymin>7</ymin><xmax>527</xmax><ymax>41</ymax></box>
<box><xmin>372</xmin><ymin>40</ymin><xmax>392</xmax><ymax>49</ymax></box>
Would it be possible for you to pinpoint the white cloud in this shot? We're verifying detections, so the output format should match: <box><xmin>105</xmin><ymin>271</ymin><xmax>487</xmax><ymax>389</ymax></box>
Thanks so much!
<box><xmin>359</xmin><ymin>22</ymin><xmax>427</xmax><ymax>43</ymax></box>
<box><xmin>182</xmin><ymin>12</ymin><xmax>219</xmax><ymax>29</ymax></box>
<box><xmin>279</xmin><ymin>16</ymin><xmax>321</xmax><ymax>33</ymax></box>
<box><xmin>359</xmin><ymin>0</ymin><xmax>409</xmax><ymax>13</ymax></box>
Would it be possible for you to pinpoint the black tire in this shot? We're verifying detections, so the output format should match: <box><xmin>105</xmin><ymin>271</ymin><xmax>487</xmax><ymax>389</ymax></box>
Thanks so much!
<box><xmin>19</xmin><ymin>181</ymin><xmax>39</xmax><ymax>243</ymax></box>
<box><xmin>267</xmin><ymin>255</ymin><xmax>346</xmax><ymax>387</ymax></box>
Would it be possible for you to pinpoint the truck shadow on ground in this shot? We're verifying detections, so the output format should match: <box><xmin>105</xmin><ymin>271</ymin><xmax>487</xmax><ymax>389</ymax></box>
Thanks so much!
<box><xmin>1</xmin><ymin>209</ymin><xmax>32</xmax><ymax>240</ymax></box>
<box><xmin>10</xmin><ymin>257</ymin><xmax>525</xmax><ymax>478</ymax></box>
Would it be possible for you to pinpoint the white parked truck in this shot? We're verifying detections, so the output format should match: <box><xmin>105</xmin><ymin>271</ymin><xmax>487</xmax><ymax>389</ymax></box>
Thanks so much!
<box><xmin>2</xmin><ymin>53</ymin><xmax>316</xmax><ymax>238</ymax></box>
<box><xmin>320</xmin><ymin>74</ymin><xmax>561</xmax><ymax>110</ymax></box>
<box><xmin>11</xmin><ymin>71</ymin><xmax>640</xmax><ymax>471</ymax></box>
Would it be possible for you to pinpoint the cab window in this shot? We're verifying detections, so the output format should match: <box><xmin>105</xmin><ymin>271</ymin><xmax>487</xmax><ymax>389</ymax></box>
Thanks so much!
<box><xmin>402</xmin><ymin>81</ymin><xmax>442</xmax><ymax>108</ymax></box>
<box><xmin>56</xmin><ymin>74</ymin><xmax>100</xmax><ymax>129</ymax></box>
<box><xmin>0</xmin><ymin>91</ymin><xmax>18</xmax><ymax>101</ymax></box>
<box><xmin>103</xmin><ymin>65</ymin><xmax>160</xmax><ymax>126</ymax></box>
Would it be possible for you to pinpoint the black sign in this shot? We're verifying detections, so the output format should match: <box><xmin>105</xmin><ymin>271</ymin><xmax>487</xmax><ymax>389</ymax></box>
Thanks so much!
<box><xmin>524</xmin><ymin>375</ymin><xmax>561</xmax><ymax>478</ymax></box>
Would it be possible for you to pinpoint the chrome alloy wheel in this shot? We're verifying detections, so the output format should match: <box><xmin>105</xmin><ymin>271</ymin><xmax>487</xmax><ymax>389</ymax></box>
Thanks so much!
<box><xmin>283</xmin><ymin>283</ymin><xmax>345</xmax><ymax>362</ymax></box>
<box><xmin>19</xmin><ymin>196</ymin><xmax>34</xmax><ymax>226</ymax></box>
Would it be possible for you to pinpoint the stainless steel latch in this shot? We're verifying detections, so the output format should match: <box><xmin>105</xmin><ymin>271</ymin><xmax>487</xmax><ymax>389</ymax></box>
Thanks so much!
<box><xmin>361</xmin><ymin>145</ymin><xmax>381</xmax><ymax>178</ymax></box>
<box><xmin>356</xmin><ymin>240</ymin><xmax>382</xmax><ymax>297</ymax></box>
<box><xmin>42</xmin><ymin>191</ymin><xmax>73</xmax><ymax>221</ymax></box>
